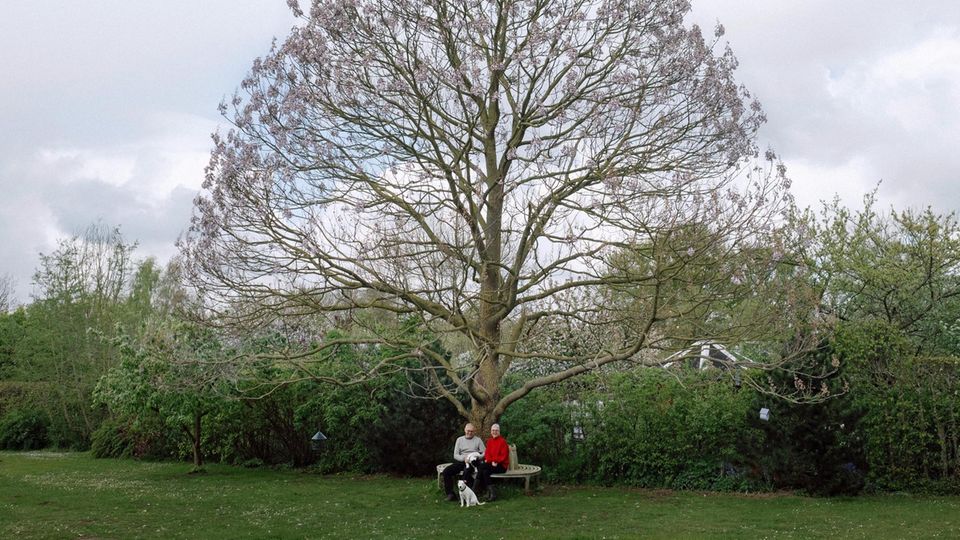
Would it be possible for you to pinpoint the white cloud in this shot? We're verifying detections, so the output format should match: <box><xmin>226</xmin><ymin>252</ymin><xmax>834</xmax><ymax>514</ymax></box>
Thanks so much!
<box><xmin>783</xmin><ymin>157</ymin><xmax>880</xmax><ymax>211</ymax></box>
<box><xmin>37</xmin><ymin>149</ymin><xmax>137</xmax><ymax>188</ymax></box>
<box><xmin>691</xmin><ymin>1</ymin><xmax>960</xmax><ymax>214</ymax></box>
<box><xmin>0</xmin><ymin>1</ymin><xmax>294</xmax><ymax>304</ymax></box>
<box><xmin>827</xmin><ymin>29</ymin><xmax>960</xmax><ymax>133</ymax></box>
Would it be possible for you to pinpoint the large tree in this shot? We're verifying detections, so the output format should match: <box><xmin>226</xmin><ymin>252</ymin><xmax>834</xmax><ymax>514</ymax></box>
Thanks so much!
<box><xmin>182</xmin><ymin>0</ymin><xmax>794</xmax><ymax>433</ymax></box>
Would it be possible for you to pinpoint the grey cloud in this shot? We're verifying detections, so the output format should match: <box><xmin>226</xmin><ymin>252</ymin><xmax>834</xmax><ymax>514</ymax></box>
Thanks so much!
<box><xmin>0</xmin><ymin>0</ymin><xmax>294</xmax><ymax>304</ymax></box>
<box><xmin>691</xmin><ymin>0</ymin><xmax>960</xmax><ymax>212</ymax></box>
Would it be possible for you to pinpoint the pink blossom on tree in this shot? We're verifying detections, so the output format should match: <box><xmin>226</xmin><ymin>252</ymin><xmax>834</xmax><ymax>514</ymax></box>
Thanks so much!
<box><xmin>181</xmin><ymin>0</ymin><xmax>799</xmax><ymax>433</ymax></box>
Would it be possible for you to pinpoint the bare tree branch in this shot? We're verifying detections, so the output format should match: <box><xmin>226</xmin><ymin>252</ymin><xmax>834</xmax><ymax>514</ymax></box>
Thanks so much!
<box><xmin>181</xmin><ymin>0</ymin><xmax>801</xmax><ymax>431</ymax></box>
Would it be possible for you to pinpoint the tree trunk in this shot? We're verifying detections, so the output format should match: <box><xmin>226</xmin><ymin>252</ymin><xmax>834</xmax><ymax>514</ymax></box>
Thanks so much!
<box><xmin>191</xmin><ymin>410</ymin><xmax>204</xmax><ymax>468</ymax></box>
<box><xmin>466</xmin><ymin>92</ymin><xmax>508</xmax><ymax>440</ymax></box>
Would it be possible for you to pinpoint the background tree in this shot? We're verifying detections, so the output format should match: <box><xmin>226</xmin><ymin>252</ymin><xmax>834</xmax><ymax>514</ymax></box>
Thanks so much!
<box><xmin>7</xmin><ymin>224</ymin><xmax>148</xmax><ymax>446</ymax></box>
<box><xmin>808</xmin><ymin>193</ymin><xmax>960</xmax><ymax>356</ymax></box>
<box><xmin>0</xmin><ymin>275</ymin><xmax>15</xmax><ymax>381</ymax></box>
<box><xmin>96</xmin><ymin>320</ymin><xmax>231</xmax><ymax>470</ymax></box>
<box><xmin>182</xmin><ymin>0</ymin><xmax>794</xmax><ymax>433</ymax></box>
<box><xmin>0</xmin><ymin>274</ymin><xmax>15</xmax><ymax>314</ymax></box>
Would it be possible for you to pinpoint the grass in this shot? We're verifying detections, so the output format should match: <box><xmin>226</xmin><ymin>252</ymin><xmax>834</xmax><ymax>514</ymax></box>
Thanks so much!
<box><xmin>1</xmin><ymin>452</ymin><xmax>958</xmax><ymax>539</ymax></box>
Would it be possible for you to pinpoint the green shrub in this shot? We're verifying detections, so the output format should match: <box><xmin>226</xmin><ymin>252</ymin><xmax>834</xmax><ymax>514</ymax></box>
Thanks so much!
<box><xmin>0</xmin><ymin>409</ymin><xmax>50</xmax><ymax>450</ymax></box>
<box><xmin>500</xmin><ymin>375</ymin><xmax>605</xmax><ymax>484</ymax></box>
<box><xmin>90</xmin><ymin>417</ymin><xmax>137</xmax><ymax>458</ymax></box>
<box><xmin>745</xmin><ymin>396</ymin><xmax>865</xmax><ymax>496</ymax></box>
<box><xmin>0</xmin><ymin>381</ymin><xmax>46</xmax><ymax>418</ymax></box>
<box><xmin>504</xmin><ymin>370</ymin><xmax>762</xmax><ymax>491</ymax></box>
<box><xmin>90</xmin><ymin>416</ymin><xmax>179</xmax><ymax>459</ymax></box>
<box><xmin>366</xmin><ymin>377</ymin><xmax>460</xmax><ymax>476</ymax></box>
<box><xmin>582</xmin><ymin>370</ymin><xmax>761</xmax><ymax>490</ymax></box>
<box><xmin>850</xmin><ymin>357</ymin><xmax>960</xmax><ymax>493</ymax></box>
<box><xmin>832</xmin><ymin>321</ymin><xmax>960</xmax><ymax>494</ymax></box>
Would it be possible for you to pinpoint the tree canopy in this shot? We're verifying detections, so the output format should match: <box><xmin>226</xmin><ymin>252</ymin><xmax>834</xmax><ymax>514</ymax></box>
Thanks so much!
<box><xmin>182</xmin><ymin>0</ymin><xmax>794</xmax><ymax>431</ymax></box>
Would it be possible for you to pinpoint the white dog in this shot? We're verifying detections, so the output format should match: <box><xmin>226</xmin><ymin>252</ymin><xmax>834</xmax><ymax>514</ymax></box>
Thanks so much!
<box><xmin>463</xmin><ymin>451</ymin><xmax>483</xmax><ymax>474</ymax></box>
<box><xmin>457</xmin><ymin>479</ymin><xmax>485</xmax><ymax>507</ymax></box>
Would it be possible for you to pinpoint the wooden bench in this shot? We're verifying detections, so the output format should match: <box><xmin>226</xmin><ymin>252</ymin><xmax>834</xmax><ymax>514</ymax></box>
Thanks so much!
<box><xmin>437</xmin><ymin>444</ymin><xmax>542</xmax><ymax>492</ymax></box>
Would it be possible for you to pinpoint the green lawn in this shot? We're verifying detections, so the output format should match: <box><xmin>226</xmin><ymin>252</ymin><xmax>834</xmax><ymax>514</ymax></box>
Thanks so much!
<box><xmin>1</xmin><ymin>452</ymin><xmax>957</xmax><ymax>539</ymax></box>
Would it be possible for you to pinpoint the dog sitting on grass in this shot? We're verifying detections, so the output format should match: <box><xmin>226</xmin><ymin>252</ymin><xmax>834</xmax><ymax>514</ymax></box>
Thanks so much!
<box><xmin>457</xmin><ymin>479</ymin><xmax>485</xmax><ymax>507</ymax></box>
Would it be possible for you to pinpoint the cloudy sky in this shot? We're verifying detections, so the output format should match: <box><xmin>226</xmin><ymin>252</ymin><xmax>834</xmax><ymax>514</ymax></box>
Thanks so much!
<box><xmin>1</xmin><ymin>0</ymin><xmax>958</xmax><ymax>305</ymax></box>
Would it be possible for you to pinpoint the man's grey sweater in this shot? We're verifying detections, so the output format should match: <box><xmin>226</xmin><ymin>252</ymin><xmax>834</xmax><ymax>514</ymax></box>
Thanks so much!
<box><xmin>453</xmin><ymin>435</ymin><xmax>485</xmax><ymax>462</ymax></box>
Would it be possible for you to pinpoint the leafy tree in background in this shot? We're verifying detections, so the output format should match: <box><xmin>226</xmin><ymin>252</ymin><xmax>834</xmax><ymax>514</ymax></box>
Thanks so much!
<box><xmin>808</xmin><ymin>193</ymin><xmax>960</xmax><ymax>356</ymax></box>
<box><xmin>182</xmin><ymin>0</ymin><xmax>794</xmax><ymax>433</ymax></box>
<box><xmin>782</xmin><ymin>195</ymin><xmax>960</xmax><ymax>493</ymax></box>
<box><xmin>831</xmin><ymin>320</ymin><xmax>960</xmax><ymax>491</ymax></box>
<box><xmin>0</xmin><ymin>309</ymin><xmax>26</xmax><ymax>381</ymax></box>
<box><xmin>0</xmin><ymin>274</ymin><xmax>15</xmax><ymax>314</ymax></box>
<box><xmin>96</xmin><ymin>321</ymin><xmax>231</xmax><ymax>470</ymax></box>
<box><xmin>12</xmin><ymin>224</ymin><xmax>139</xmax><ymax>446</ymax></box>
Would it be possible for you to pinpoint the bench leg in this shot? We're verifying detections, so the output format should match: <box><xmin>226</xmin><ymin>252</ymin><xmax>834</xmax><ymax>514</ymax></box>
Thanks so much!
<box><xmin>524</xmin><ymin>477</ymin><xmax>530</xmax><ymax>492</ymax></box>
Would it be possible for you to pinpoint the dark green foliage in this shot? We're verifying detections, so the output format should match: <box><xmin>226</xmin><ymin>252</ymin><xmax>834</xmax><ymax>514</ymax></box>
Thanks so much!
<box><xmin>367</xmin><ymin>381</ymin><xmax>460</xmax><ymax>475</ymax></box>
<box><xmin>122</xmin><ymin>326</ymin><xmax>461</xmax><ymax>474</ymax></box>
<box><xmin>202</xmin><ymin>381</ymin><xmax>322</xmax><ymax>468</ymax></box>
<box><xmin>297</xmin><ymin>380</ymin><xmax>387</xmax><ymax>473</ymax></box>
<box><xmin>733</xmin><ymin>338</ymin><xmax>866</xmax><ymax>496</ymax></box>
<box><xmin>500</xmin><ymin>376</ymin><xmax>587</xmax><ymax>483</ymax></box>
<box><xmin>746</xmin><ymin>397</ymin><xmax>866</xmax><ymax>496</ymax></box>
<box><xmin>90</xmin><ymin>416</ymin><xmax>179</xmax><ymax>460</ymax></box>
<box><xmin>90</xmin><ymin>418</ymin><xmax>138</xmax><ymax>459</ymax></box>
<box><xmin>0</xmin><ymin>309</ymin><xmax>27</xmax><ymax>380</ymax></box>
<box><xmin>583</xmin><ymin>370</ymin><xmax>762</xmax><ymax>491</ymax></box>
<box><xmin>290</xmin><ymin>325</ymin><xmax>459</xmax><ymax>475</ymax></box>
<box><xmin>0</xmin><ymin>409</ymin><xmax>50</xmax><ymax>450</ymax></box>
<box><xmin>503</xmin><ymin>370</ymin><xmax>764</xmax><ymax>491</ymax></box>
<box><xmin>0</xmin><ymin>380</ymin><xmax>45</xmax><ymax>418</ymax></box>
<box><xmin>851</xmin><ymin>358</ymin><xmax>960</xmax><ymax>493</ymax></box>
<box><xmin>195</xmin><ymin>373</ymin><xmax>458</xmax><ymax>474</ymax></box>
<box><xmin>832</xmin><ymin>320</ymin><xmax>960</xmax><ymax>493</ymax></box>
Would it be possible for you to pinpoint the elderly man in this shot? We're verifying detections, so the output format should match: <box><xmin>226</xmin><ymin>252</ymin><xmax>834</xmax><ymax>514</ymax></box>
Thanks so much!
<box><xmin>442</xmin><ymin>423</ymin><xmax>486</xmax><ymax>502</ymax></box>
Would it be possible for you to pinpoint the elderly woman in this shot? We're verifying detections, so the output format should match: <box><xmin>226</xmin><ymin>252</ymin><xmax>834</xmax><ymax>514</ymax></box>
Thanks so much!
<box><xmin>472</xmin><ymin>423</ymin><xmax>510</xmax><ymax>501</ymax></box>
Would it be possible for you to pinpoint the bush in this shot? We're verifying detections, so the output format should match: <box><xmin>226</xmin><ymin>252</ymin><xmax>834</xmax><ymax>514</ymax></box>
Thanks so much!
<box><xmin>90</xmin><ymin>416</ymin><xmax>179</xmax><ymax>459</ymax></box>
<box><xmin>850</xmin><ymin>357</ymin><xmax>960</xmax><ymax>493</ymax></box>
<box><xmin>583</xmin><ymin>370</ymin><xmax>762</xmax><ymax>491</ymax></box>
<box><xmin>0</xmin><ymin>409</ymin><xmax>50</xmax><ymax>450</ymax></box>
<box><xmin>500</xmin><ymin>376</ymin><xmax>586</xmax><ymax>483</ymax></box>
<box><xmin>365</xmin><ymin>378</ymin><xmax>460</xmax><ymax>476</ymax></box>
<box><xmin>0</xmin><ymin>381</ymin><xmax>46</xmax><ymax>418</ymax></box>
<box><xmin>745</xmin><ymin>396</ymin><xmax>866</xmax><ymax>496</ymax></box>
<box><xmin>504</xmin><ymin>370</ymin><xmax>763</xmax><ymax>491</ymax></box>
<box><xmin>203</xmin><ymin>389</ymin><xmax>316</xmax><ymax>468</ymax></box>
<box><xmin>832</xmin><ymin>321</ymin><xmax>960</xmax><ymax>494</ymax></box>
